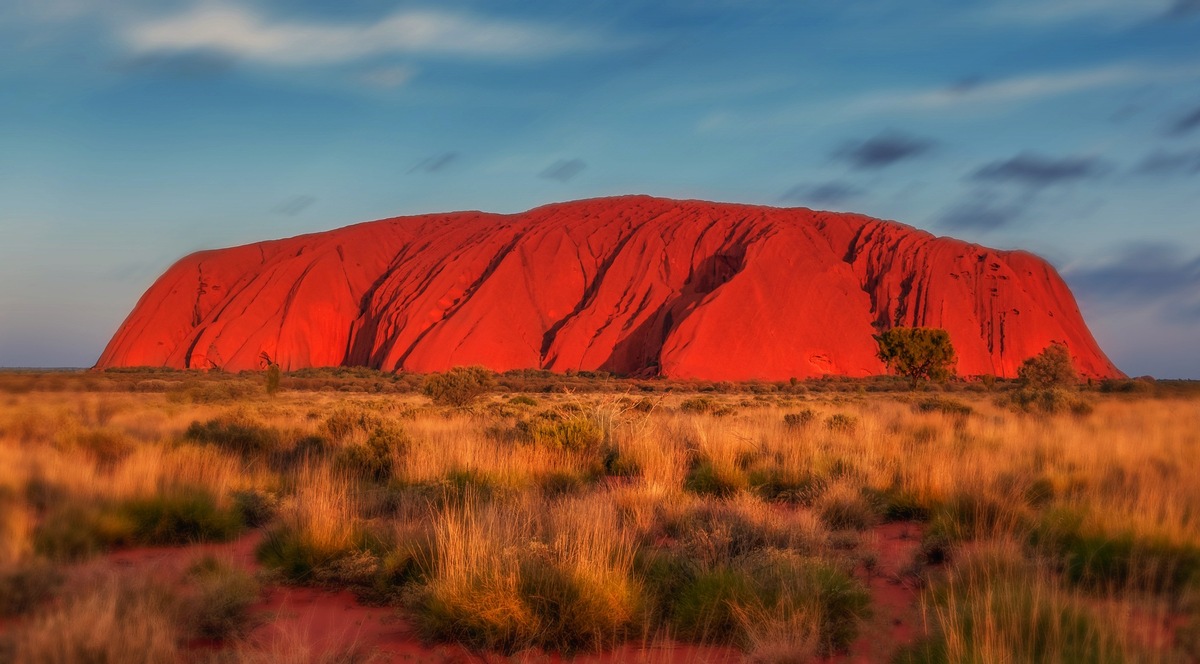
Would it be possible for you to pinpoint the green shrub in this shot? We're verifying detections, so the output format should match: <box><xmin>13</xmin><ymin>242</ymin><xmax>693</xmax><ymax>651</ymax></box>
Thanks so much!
<box><xmin>816</xmin><ymin>487</ymin><xmax>877</xmax><ymax>531</ymax></box>
<box><xmin>34</xmin><ymin>504</ymin><xmax>136</xmax><ymax>561</ymax></box>
<box><xmin>783</xmin><ymin>409</ymin><xmax>816</xmax><ymax>428</ymax></box>
<box><xmin>518</xmin><ymin>415</ymin><xmax>604</xmax><ymax>452</ymax></box>
<box><xmin>181</xmin><ymin>556</ymin><xmax>260</xmax><ymax>640</ymax></box>
<box><xmin>423</xmin><ymin>367</ymin><xmax>496</xmax><ymax>407</ymax></box>
<box><xmin>334</xmin><ymin>426</ymin><xmax>407</xmax><ymax>482</ymax></box>
<box><xmin>1029</xmin><ymin>509</ymin><xmax>1200</xmax><ymax>597</ymax></box>
<box><xmin>231</xmin><ymin>489</ymin><xmax>277</xmax><ymax>528</ymax></box>
<box><xmin>321</xmin><ymin>406</ymin><xmax>383</xmax><ymax>442</ymax></box>
<box><xmin>684</xmin><ymin>460</ymin><xmax>746</xmax><ymax>497</ymax></box>
<box><xmin>914</xmin><ymin>398</ymin><xmax>973</xmax><ymax>417</ymax></box>
<box><xmin>256</xmin><ymin>526</ymin><xmax>372</xmax><ymax>583</ymax></box>
<box><xmin>121</xmin><ymin>488</ymin><xmax>244</xmax><ymax>545</ymax></box>
<box><xmin>671</xmin><ymin>551</ymin><xmax>869</xmax><ymax>654</ymax></box>
<box><xmin>748</xmin><ymin>468</ymin><xmax>825</xmax><ymax>505</ymax></box>
<box><xmin>680</xmin><ymin>397</ymin><xmax>715</xmax><ymax>414</ymax></box>
<box><xmin>601</xmin><ymin>445</ymin><xmax>640</xmax><ymax>477</ymax></box>
<box><xmin>184</xmin><ymin>416</ymin><xmax>282</xmax><ymax>458</ymax></box>
<box><xmin>508</xmin><ymin>395</ymin><xmax>538</xmax><ymax>407</ymax></box>
<box><xmin>825</xmin><ymin>413</ymin><xmax>858</xmax><ymax>434</ymax></box>
<box><xmin>896</xmin><ymin>546</ymin><xmax>1132</xmax><ymax>664</ymax></box>
<box><xmin>539</xmin><ymin>471</ymin><xmax>588</xmax><ymax>498</ymax></box>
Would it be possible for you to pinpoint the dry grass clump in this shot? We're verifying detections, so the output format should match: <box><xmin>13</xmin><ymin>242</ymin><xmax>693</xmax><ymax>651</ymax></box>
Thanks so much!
<box><xmin>897</xmin><ymin>541</ymin><xmax>1139</xmax><ymax>664</ymax></box>
<box><xmin>257</xmin><ymin>464</ymin><xmax>363</xmax><ymax>581</ymax></box>
<box><xmin>411</xmin><ymin>493</ymin><xmax>642</xmax><ymax>653</ymax></box>
<box><xmin>180</xmin><ymin>555</ymin><xmax>262</xmax><ymax>641</ymax></box>
<box><xmin>0</xmin><ymin>371</ymin><xmax>1197</xmax><ymax>661</ymax></box>
<box><xmin>9</xmin><ymin>575</ymin><xmax>181</xmax><ymax>664</ymax></box>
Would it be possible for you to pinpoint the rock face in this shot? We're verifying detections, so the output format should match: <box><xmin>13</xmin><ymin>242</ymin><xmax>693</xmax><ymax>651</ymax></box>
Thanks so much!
<box><xmin>96</xmin><ymin>196</ymin><xmax>1122</xmax><ymax>380</ymax></box>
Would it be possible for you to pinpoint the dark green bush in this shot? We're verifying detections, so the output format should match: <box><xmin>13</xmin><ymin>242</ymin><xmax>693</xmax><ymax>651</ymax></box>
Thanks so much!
<box><xmin>423</xmin><ymin>367</ymin><xmax>496</xmax><ymax>407</ymax></box>
<box><xmin>825</xmin><ymin>413</ymin><xmax>858</xmax><ymax>434</ymax></box>
<box><xmin>335</xmin><ymin>426</ymin><xmax>407</xmax><ymax>482</ymax></box>
<box><xmin>783</xmin><ymin>409</ymin><xmax>816</xmax><ymax>428</ymax></box>
<box><xmin>182</xmin><ymin>556</ymin><xmax>260</xmax><ymax>640</ymax></box>
<box><xmin>684</xmin><ymin>460</ymin><xmax>745</xmax><ymax>497</ymax></box>
<box><xmin>184</xmin><ymin>416</ymin><xmax>282</xmax><ymax>458</ymax></box>
<box><xmin>121</xmin><ymin>488</ymin><xmax>244</xmax><ymax>545</ymax></box>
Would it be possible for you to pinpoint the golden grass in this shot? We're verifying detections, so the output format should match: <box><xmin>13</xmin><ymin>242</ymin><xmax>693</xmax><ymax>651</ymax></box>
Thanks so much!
<box><xmin>0</xmin><ymin>376</ymin><xmax>1197</xmax><ymax>661</ymax></box>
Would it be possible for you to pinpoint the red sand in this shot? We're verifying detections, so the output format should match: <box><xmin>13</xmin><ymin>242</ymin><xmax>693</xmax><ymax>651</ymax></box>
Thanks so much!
<box><xmin>96</xmin><ymin>196</ymin><xmax>1120</xmax><ymax>380</ymax></box>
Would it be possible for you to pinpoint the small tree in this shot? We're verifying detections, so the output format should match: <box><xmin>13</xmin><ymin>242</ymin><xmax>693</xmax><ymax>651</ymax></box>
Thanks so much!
<box><xmin>1011</xmin><ymin>343</ymin><xmax>1085</xmax><ymax>414</ymax></box>
<box><xmin>422</xmin><ymin>366</ymin><xmax>496</xmax><ymax>407</ymax></box>
<box><xmin>1017</xmin><ymin>343</ymin><xmax>1078</xmax><ymax>390</ymax></box>
<box><xmin>260</xmin><ymin>352</ymin><xmax>281</xmax><ymax>397</ymax></box>
<box><xmin>874</xmin><ymin>327</ymin><xmax>957</xmax><ymax>389</ymax></box>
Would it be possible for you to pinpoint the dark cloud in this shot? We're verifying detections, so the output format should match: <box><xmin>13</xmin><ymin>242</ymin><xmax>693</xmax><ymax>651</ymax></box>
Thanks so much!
<box><xmin>1135</xmin><ymin>149</ymin><xmax>1200</xmax><ymax>176</ymax></box>
<box><xmin>1165</xmin><ymin>0</ymin><xmax>1200</xmax><ymax>18</ymax></box>
<box><xmin>937</xmin><ymin>189</ymin><xmax>1030</xmax><ymax>231</ymax></box>
<box><xmin>409</xmin><ymin>152</ymin><xmax>459</xmax><ymax>174</ymax></box>
<box><xmin>273</xmin><ymin>195</ymin><xmax>316</xmax><ymax>216</ymax></box>
<box><xmin>540</xmin><ymin>158</ymin><xmax>587</xmax><ymax>182</ymax></box>
<box><xmin>781</xmin><ymin>181</ymin><xmax>863</xmax><ymax>206</ymax></box>
<box><xmin>115</xmin><ymin>50</ymin><xmax>235</xmax><ymax>80</ymax></box>
<box><xmin>831</xmin><ymin>131</ymin><xmax>935</xmax><ymax>170</ymax></box>
<box><xmin>947</xmin><ymin>75</ymin><xmax>986</xmax><ymax>94</ymax></box>
<box><xmin>1167</xmin><ymin>105</ymin><xmax>1200</xmax><ymax>136</ymax></box>
<box><xmin>970</xmin><ymin>152</ymin><xmax>1109</xmax><ymax>188</ymax></box>
<box><xmin>1067</xmin><ymin>244</ymin><xmax>1200</xmax><ymax>322</ymax></box>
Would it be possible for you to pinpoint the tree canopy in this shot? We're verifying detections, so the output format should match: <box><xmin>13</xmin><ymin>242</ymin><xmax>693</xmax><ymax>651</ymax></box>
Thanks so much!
<box><xmin>874</xmin><ymin>327</ymin><xmax>957</xmax><ymax>388</ymax></box>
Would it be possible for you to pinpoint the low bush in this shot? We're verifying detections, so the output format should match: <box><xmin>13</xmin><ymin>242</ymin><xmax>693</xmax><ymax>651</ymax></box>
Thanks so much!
<box><xmin>815</xmin><ymin>484</ymin><xmax>877</xmax><ymax>531</ymax></box>
<box><xmin>914</xmin><ymin>398</ymin><xmax>973</xmax><ymax>418</ymax></box>
<box><xmin>121</xmin><ymin>488</ymin><xmax>244</xmax><ymax>546</ymax></box>
<box><xmin>423</xmin><ymin>367</ymin><xmax>496</xmax><ymax>407</ymax></box>
<box><xmin>181</xmin><ymin>556</ymin><xmax>260</xmax><ymax>640</ymax></box>
<box><xmin>671</xmin><ymin>550</ymin><xmax>869</xmax><ymax>655</ymax></box>
<box><xmin>517</xmin><ymin>415</ymin><xmax>604</xmax><ymax>452</ymax></box>
<box><xmin>748</xmin><ymin>468</ymin><xmax>825</xmax><ymax>505</ymax></box>
<box><xmin>680</xmin><ymin>397</ymin><xmax>715</xmax><ymax>414</ymax></box>
<box><xmin>184</xmin><ymin>416</ymin><xmax>282</xmax><ymax>458</ymax></box>
<box><xmin>231</xmin><ymin>489</ymin><xmax>277</xmax><ymax>528</ymax></box>
<box><xmin>684</xmin><ymin>459</ymin><xmax>746</xmax><ymax>497</ymax></box>
<box><xmin>1029</xmin><ymin>508</ymin><xmax>1200</xmax><ymax>597</ymax></box>
<box><xmin>896</xmin><ymin>543</ymin><xmax>1133</xmax><ymax>664</ymax></box>
<box><xmin>783</xmin><ymin>409</ymin><xmax>816</xmax><ymax>428</ymax></box>
<box><xmin>10</xmin><ymin>576</ymin><xmax>181</xmax><ymax>663</ymax></box>
<box><xmin>334</xmin><ymin>426</ymin><xmax>407</xmax><ymax>482</ymax></box>
<box><xmin>825</xmin><ymin>413</ymin><xmax>858</xmax><ymax>434</ymax></box>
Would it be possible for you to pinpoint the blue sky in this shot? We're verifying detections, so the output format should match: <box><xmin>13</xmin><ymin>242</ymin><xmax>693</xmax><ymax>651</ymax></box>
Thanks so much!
<box><xmin>1</xmin><ymin>0</ymin><xmax>1198</xmax><ymax>376</ymax></box>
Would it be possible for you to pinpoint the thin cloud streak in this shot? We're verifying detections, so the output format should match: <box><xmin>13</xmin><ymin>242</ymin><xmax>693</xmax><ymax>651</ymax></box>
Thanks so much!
<box><xmin>123</xmin><ymin>4</ymin><xmax>609</xmax><ymax>65</ymax></box>
<box><xmin>698</xmin><ymin>62</ymin><xmax>1200</xmax><ymax>132</ymax></box>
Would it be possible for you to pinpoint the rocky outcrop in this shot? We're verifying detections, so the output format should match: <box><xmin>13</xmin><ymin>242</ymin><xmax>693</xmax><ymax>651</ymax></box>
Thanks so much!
<box><xmin>95</xmin><ymin>195</ymin><xmax>1121</xmax><ymax>380</ymax></box>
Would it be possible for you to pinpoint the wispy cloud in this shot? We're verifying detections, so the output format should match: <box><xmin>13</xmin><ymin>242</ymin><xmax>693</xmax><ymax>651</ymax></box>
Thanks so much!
<box><xmin>831</xmin><ymin>131</ymin><xmax>935</xmax><ymax>170</ymax></box>
<box><xmin>974</xmin><ymin>0</ymin><xmax>1171</xmax><ymax>26</ymax></box>
<box><xmin>850</xmin><ymin>65</ymin><xmax>1158</xmax><ymax>115</ymax></box>
<box><xmin>971</xmin><ymin>153</ymin><xmax>1110</xmax><ymax>188</ymax></box>
<box><xmin>1167</xmin><ymin>104</ymin><xmax>1200</xmax><ymax>135</ymax></box>
<box><xmin>1066</xmin><ymin>244</ymin><xmax>1200</xmax><ymax>322</ymax></box>
<box><xmin>409</xmin><ymin>152</ymin><xmax>459</xmax><ymax>174</ymax></box>
<box><xmin>1135</xmin><ymin>149</ymin><xmax>1200</xmax><ymax>176</ymax></box>
<box><xmin>539</xmin><ymin>159</ymin><xmax>587</xmax><ymax>182</ymax></box>
<box><xmin>781</xmin><ymin>181</ymin><xmax>863</xmax><ymax>207</ymax></box>
<box><xmin>122</xmin><ymin>4</ymin><xmax>608</xmax><ymax>65</ymax></box>
<box><xmin>938</xmin><ymin>189</ymin><xmax>1031</xmax><ymax>231</ymax></box>
<box><xmin>698</xmin><ymin>62</ymin><xmax>1200</xmax><ymax>133</ymax></box>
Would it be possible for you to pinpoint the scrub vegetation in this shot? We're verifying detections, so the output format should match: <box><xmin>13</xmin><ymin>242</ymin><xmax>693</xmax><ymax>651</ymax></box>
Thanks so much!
<box><xmin>0</xmin><ymin>368</ymin><xmax>1196</xmax><ymax>662</ymax></box>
